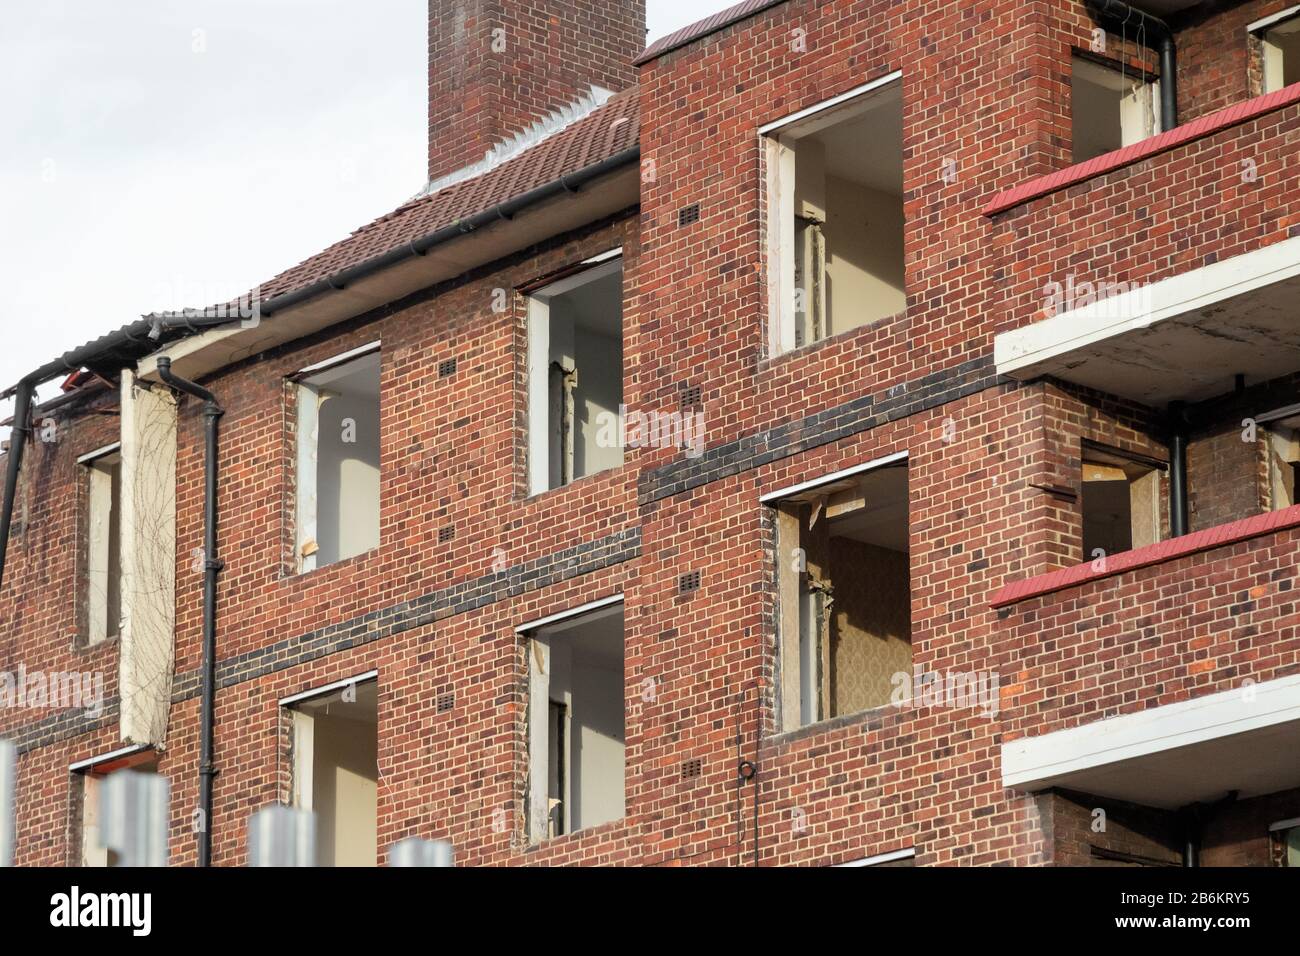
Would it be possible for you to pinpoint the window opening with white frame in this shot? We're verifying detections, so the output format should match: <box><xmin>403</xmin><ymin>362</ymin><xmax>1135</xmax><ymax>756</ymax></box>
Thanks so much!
<box><xmin>770</xmin><ymin>460</ymin><xmax>911</xmax><ymax>731</ymax></box>
<box><xmin>294</xmin><ymin>347</ymin><xmax>381</xmax><ymax>572</ymax></box>
<box><xmin>1262</xmin><ymin>407</ymin><xmax>1300</xmax><ymax>510</ymax></box>
<box><xmin>76</xmin><ymin>749</ymin><xmax>158</xmax><ymax>866</ymax></box>
<box><xmin>81</xmin><ymin>444</ymin><xmax>122</xmax><ymax>646</ymax></box>
<box><xmin>1071</xmin><ymin>54</ymin><xmax>1162</xmax><ymax>162</ymax></box>
<box><xmin>522</xmin><ymin>599</ymin><xmax>625</xmax><ymax>841</ymax></box>
<box><xmin>527</xmin><ymin>257</ymin><xmax>624</xmax><ymax>494</ymax></box>
<box><xmin>285</xmin><ymin>676</ymin><xmax>378</xmax><ymax>867</ymax></box>
<box><xmin>1255</xmin><ymin>8</ymin><xmax>1300</xmax><ymax>93</ymax></box>
<box><xmin>1080</xmin><ymin>442</ymin><xmax>1165</xmax><ymax>559</ymax></box>
<box><xmin>764</xmin><ymin>75</ymin><xmax>905</xmax><ymax>355</ymax></box>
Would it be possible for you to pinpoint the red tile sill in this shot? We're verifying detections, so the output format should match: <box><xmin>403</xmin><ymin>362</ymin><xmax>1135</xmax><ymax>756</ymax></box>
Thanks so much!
<box><xmin>989</xmin><ymin>503</ymin><xmax>1300</xmax><ymax>609</ymax></box>
<box><xmin>983</xmin><ymin>81</ymin><xmax>1300</xmax><ymax>217</ymax></box>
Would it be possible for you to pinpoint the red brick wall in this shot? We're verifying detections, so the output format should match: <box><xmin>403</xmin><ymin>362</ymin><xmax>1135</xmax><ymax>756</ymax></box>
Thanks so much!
<box><xmin>426</xmin><ymin>0</ymin><xmax>645</xmax><ymax>182</ymax></box>
<box><xmin>997</xmin><ymin>521</ymin><xmax>1300</xmax><ymax>747</ymax></box>
<box><xmin>1044</xmin><ymin>790</ymin><xmax>1182</xmax><ymax>867</ymax></box>
<box><xmin>1</xmin><ymin>391</ymin><xmax>125</xmax><ymax>867</ymax></box>
<box><xmin>991</xmin><ymin>101</ymin><xmax>1300</xmax><ymax>336</ymax></box>
<box><xmin>1202</xmin><ymin>787</ymin><xmax>1300</xmax><ymax>866</ymax></box>
<box><xmin>1188</xmin><ymin>425</ymin><xmax>1264</xmax><ymax>532</ymax></box>
<box><xmin>1176</xmin><ymin>0</ymin><xmax>1300</xmax><ymax>122</ymax></box>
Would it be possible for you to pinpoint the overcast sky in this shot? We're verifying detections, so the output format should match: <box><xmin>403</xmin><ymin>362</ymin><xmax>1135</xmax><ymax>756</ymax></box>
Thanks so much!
<box><xmin>0</xmin><ymin>0</ymin><xmax>733</xmax><ymax>415</ymax></box>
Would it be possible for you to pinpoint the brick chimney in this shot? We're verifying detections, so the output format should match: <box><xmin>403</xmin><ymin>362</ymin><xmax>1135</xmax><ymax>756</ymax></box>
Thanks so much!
<box><xmin>426</xmin><ymin>0</ymin><xmax>645</xmax><ymax>183</ymax></box>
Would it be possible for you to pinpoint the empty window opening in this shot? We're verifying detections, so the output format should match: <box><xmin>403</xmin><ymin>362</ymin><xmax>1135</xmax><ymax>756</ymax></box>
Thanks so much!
<box><xmin>1081</xmin><ymin>444</ymin><xmax>1164</xmax><ymax>559</ymax></box>
<box><xmin>1265</xmin><ymin>412</ymin><xmax>1300</xmax><ymax>510</ymax></box>
<box><xmin>287</xmin><ymin>678</ymin><xmax>378</xmax><ymax>867</ymax></box>
<box><xmin>524</xmin><ymin>602</ymin><xmax>625</xmax><ymax>841</ymax></box>
<box><xmin>78</xmin><ymin>751</ymin><xmax>158</xmax><ymax>866</ymax></box>
<box><xmin>766</xmin><ymin>77</ymin><xmax>905</xmax><ymax>354</ymax></box>
<box><xmin>295</xmin><ymin>349</ymin><xmax>381</xmax><ymax>572</ymax></box>
<box><xmin>772</xmin><ymin>463</ymin><xmax>911</xmax><ymax>731</ymax></box>
<box><xmin>527</xmin><ymin>259</ymin><xmax>624</xmax><ymax>494</ymax></box>
<box><xmin>82</xmin><ymin>446</ymin><xmax>122</xmax><ymax>646</ymax></box>
<box><xmin>1274</xmin><ymin>820</ymin><xmax>1300</xmax><ymax>867</ymax></box>
<box><xmin>1259</xmin><ymin>10</ymin><xmax>1300</xmax><ymax>93</ymax></box>
<box><xmin>1071</xmin><ymin>55</ymin><xmax>1161</xmax><ymax>162</ymax></box>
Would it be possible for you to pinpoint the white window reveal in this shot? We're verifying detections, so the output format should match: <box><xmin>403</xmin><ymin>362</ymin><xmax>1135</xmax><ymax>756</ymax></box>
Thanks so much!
<box><xmin>80</xmin><ymin>443</ymin><xmax>122</xmax><ymax>646</ymax></box>
<box><xmin>520</xmin><ymin>598</ymin><xmax>625</xmax><ymax>841</ymax></box>
<box><xmin>764</xmin><ymin>73</ymin><xmax>905</xmax><ymax>354</ymax></box>
<box><xmin>284</xmin><ymin>674</ymin><xmax>379</xmax><ymax>867</ymax></box>
<box><xmin>527</xmin><ymin>257</ymin><xmax>625</xmax><ymax>494</ymax></box>
<box><xmin>295</xmin><ymin>345</ymin><xmax>381</xmax><ymax>572</ymax></box>
<box><xmin>1071</xmin><ymin>55</ymin><xmax>1162</xmax><ymax>162</ymax></box>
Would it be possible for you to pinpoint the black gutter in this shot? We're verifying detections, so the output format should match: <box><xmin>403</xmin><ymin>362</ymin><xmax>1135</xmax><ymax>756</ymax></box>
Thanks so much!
<box><xmin>0</xmin><ymin>144</ymin><xmax>640</xmax><ymax>597</ymax></box>
<box><xmin>245</xmin><ymin>145</ymin><xmax>640</xmax><ymax>320</ymax></box>
<box><xmin>0</xmin><ymin>313</ymin><xmax>237</xmax><ymax>593</ymax></box>
<box><xmin>1087</xmin><ymin>0</ymin><xmax>1178</xmax><ymax>129</ymax></box>
<box><xmin>156</xmin><ymin>356</ymin><xmax>223</xmax><ymax>868</ymax></box>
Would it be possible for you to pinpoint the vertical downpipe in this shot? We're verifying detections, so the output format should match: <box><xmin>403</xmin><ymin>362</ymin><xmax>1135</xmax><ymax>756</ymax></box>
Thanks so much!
<box><xmin>1168</xmin><ymin>402</ymin><xmax>1189</xmax><ymax>537</ymax></box>
<box><xmin>156</xmin><ymin>356</ymin><xmax>223</xmax><ymax>866</ymax></box>
<box><xmin>197</xmin><ymin>399</ymin><xmax>222</xmax><ymax>866</ymax></box>
<box><xmin>0</xmin><ymin>381</ymin><xmax>35</xmax><ymax>593</ymax></box>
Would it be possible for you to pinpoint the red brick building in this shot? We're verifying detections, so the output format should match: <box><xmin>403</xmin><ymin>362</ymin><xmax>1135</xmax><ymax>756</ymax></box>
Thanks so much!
<box><xmin>2</xmin><ymin>0</ymin><xmax>1300</xmax><ymax>867</ymax></box>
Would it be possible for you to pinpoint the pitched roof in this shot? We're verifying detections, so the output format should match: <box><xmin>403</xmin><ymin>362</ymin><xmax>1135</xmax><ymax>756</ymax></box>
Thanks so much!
<box><xmin>31</xmin><ymin>87</ymin><xmax>640</xmax><ymax>387</ymax></box>
<box><xmin>256</xmin><ymin>86</ymin><xmax>640</xmax><ymax>300</ymax></box>
<box><xmin>636</xmin><ymin>0</ymin><xmax>788</xmax><ymax>65</ymax></box>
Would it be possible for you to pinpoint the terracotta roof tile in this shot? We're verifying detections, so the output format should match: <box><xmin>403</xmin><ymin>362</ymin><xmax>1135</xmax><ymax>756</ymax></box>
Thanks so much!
<box><xmin>258</xmin><ymin>86</ymin><xmax>640</xmax><ymax>300</ymax></box>
<box><xmin>636</xmin><ymin>0</ymin><xmax>788</xmax><ymax>65</ymax></box>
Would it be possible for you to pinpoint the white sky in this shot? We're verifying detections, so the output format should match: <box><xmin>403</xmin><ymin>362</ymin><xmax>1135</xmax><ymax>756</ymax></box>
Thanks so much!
<box><xmin>0</xmin><ymin>0</ymin><xmax>734</xmax><ymax>416</ymax></box>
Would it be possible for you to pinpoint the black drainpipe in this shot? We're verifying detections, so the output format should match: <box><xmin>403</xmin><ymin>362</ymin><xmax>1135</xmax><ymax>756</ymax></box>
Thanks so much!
<box><xmin>0</xmin><ymin>380</ymin><xmax>36</xmax><ymax>590</ymax></box>
<box><xmin>1180</xmin><ymin>791</ymin><xmax>1237</xmax><ymax>867</ymax></box>
<box><xmin>1088</xmin><ymin>0</ymin><xmax>1178</xmax><ymax>129</ymax></box>
<box><xmin>156</xmin><ymin>356</ymin><xmax>223</xmax><ymax>867</ymax></box>
<box><xmin>1168</xmin><ymin>401</ymin><xmax>1189</xmax><ymax>537</ymax></box>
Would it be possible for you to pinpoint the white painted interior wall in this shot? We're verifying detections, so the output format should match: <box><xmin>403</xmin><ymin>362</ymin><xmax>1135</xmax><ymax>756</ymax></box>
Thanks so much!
<box><xmin>546</xmin><ymin>630</ymin><xmax>626</xmax><ymax>831</ymax></box>
<box><xmin>824</xmin><ymin>176</ymin><xmax>906</xmax><ymax>334</ymax></box>
<box><xmin>528</xmin><ymin>605</ymin><xmax>625</xmax><ymax>839</ymax></box>
<box><xmin>310</xmin><ymin>707</ymin><xmax>378</xmax><ymax>867</ymax></box>
<box><xmin>575</xmin><ymin>327</ymin><xmax>623</xmax><ymax>477</ymax></box>
<box><xmin>528</xmin><ymin>262</ymin><xmax>624</xmax><ymax>493</ymax></box>
<box><xmin>548</xmin><ymin>306</ymin><xmax>576</xmax><ymax>490</ymax></box>
<box><xmin>316</xmin><ymin>388</ymin><xmax>381</xmax><ymax>565</ymax></box>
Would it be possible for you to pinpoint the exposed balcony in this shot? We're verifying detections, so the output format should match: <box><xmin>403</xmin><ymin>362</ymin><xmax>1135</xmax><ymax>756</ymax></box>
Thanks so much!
<box><xmin>995</xmin><ymin>234</ymin><xmax>1300</xmax><ymax>406</ymax></box>
<box><xmin>1003</xmin><ymin>674</ymin><xmax>1300</xmax><ymax>810</ymax></box>
<box><xmin>985</xmin><ymin>81</ymin><xmax>1300</xmax><ymax>384</ymax></box>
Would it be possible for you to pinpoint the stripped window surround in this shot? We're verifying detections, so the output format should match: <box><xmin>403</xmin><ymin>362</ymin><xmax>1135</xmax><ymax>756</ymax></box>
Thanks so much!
<box><xmin>416</xmin><ymin>86</ymin><xmax>615</xmax><ymax>199</ymax></box>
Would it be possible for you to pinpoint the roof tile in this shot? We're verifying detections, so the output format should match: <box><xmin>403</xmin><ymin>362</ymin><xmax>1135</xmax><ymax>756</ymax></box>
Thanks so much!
<box><xmin>257</xmin><ymin>86</ymin><xmax>639</xmax><ymax>301</ymax></box>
